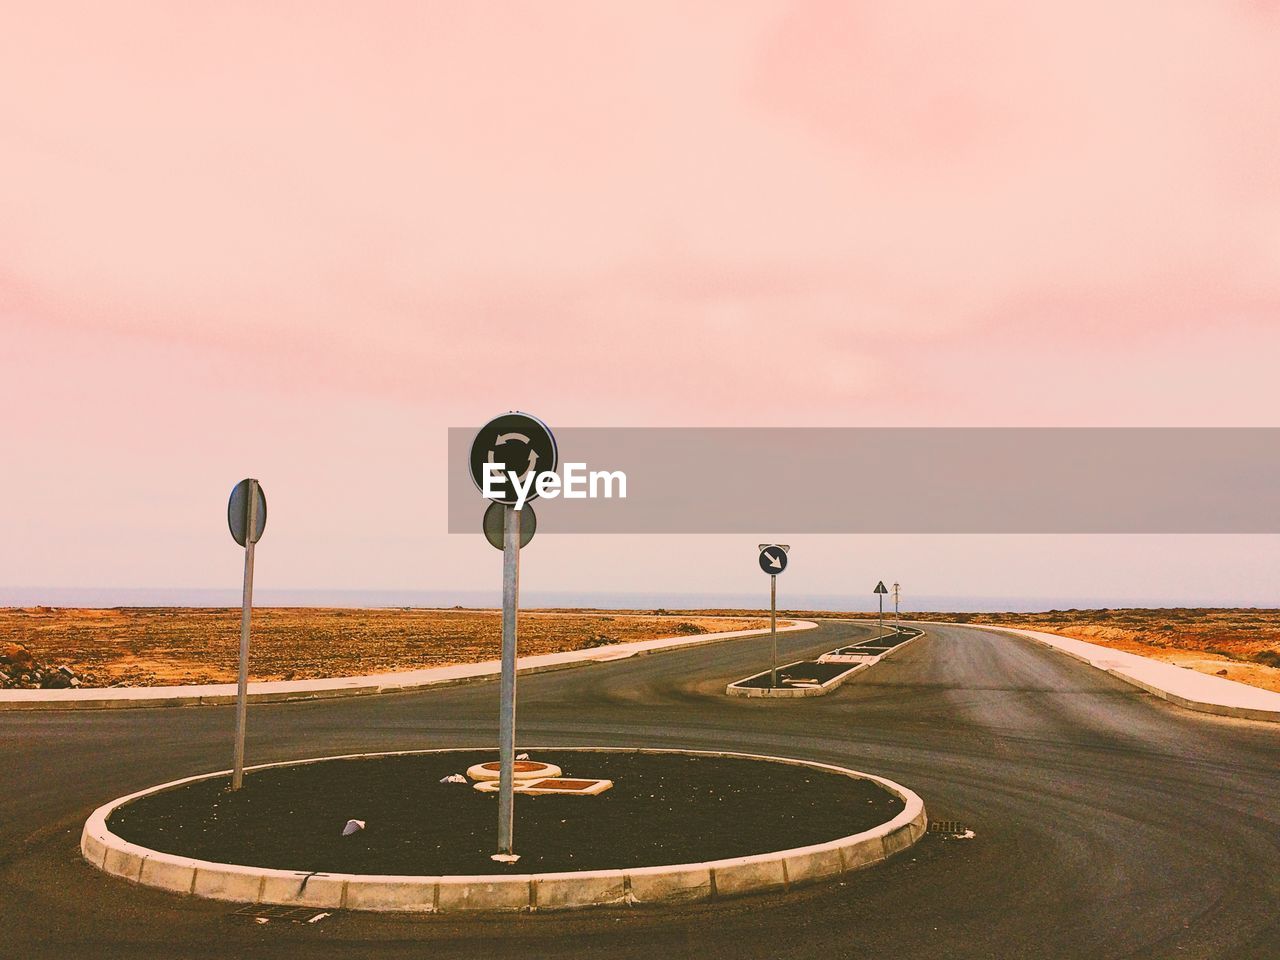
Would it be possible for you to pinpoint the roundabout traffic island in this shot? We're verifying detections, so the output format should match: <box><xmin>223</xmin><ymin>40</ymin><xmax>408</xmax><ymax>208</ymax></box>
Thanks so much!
<box><xmin>82</xmin><ymin>747</ymin><xmax>926</xmax><ymax>913</ymax></box>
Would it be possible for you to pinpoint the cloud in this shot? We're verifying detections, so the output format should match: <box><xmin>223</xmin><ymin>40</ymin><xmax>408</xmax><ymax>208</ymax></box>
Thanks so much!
<box><xmin>2</xmin><ymin>0</ymin><xmax>1279</xmax><ymax>425</ymax></box>
<box><xmin>3</xmin><ymin>2</ymin><xmax>1280</xmax><ymax>597</ymax></box>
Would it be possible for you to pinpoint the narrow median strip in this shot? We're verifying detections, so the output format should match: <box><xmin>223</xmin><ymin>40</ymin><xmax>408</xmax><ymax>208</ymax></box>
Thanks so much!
<box><xmin>726</xmin><ymin>625</ymin><xmax>924</xmax><ymax>698</ymax></box>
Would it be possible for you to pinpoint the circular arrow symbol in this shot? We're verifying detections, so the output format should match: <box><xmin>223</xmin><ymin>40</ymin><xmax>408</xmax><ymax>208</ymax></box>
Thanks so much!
<box><xmin>469</xmin><ymin>412</ymin><xmax>558</xmax><ymax>507</ymax></box>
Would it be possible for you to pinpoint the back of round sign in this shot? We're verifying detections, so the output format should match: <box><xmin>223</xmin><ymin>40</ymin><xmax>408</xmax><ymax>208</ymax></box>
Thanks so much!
<box><xmin>483</xmin><ymin>501</ymin><xmax>536</xmax><ymax>550</ymax></box>
<box><xmin>227</xmin><ymin>479</ymin><xmax>267</xmax><ymax>547</ymax></box>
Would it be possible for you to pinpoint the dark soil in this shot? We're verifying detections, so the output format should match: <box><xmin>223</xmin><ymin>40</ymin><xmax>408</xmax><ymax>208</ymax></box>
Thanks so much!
<box><xmin>736</xmin><ymin>627</ymin><xmax>921</xmax><ymax>689</ymax></box>
<box><xmin>107</xmin><ymin>750</ymin><xmax>903</xmax><ymax>876</ymax></box>
<box><xmin>735</xmin><ymin>661</ymin><xmax>857</xmax><ymax>689</ymax></box>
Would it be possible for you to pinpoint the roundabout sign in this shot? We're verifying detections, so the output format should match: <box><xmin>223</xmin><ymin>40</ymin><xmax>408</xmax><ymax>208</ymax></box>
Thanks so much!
<box><xmin>470</xmin><ymin>412</ymin><xmax>558</xmax><ymax>862</ymax></box>
<box><xmin>469</xmin><ymin>412</ymin><xmax>558</xmax><ymax>507</ymax></box>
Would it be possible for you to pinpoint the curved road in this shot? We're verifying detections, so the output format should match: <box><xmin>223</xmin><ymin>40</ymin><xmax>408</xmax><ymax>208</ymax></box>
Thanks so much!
<box><xmin>3</xmin><ymin>621</ymin><xmax>1279</xmax><ymax>959</ymax></box>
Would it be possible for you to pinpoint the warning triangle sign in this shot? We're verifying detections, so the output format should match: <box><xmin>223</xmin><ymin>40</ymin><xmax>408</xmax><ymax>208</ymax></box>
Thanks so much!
<box><xmin>873</xmin><ymin>581</ymin><xmax>888</xmax><ymax>594</ymax></box>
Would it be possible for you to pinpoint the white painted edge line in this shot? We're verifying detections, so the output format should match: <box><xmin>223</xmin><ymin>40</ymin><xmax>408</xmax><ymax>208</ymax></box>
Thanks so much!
<box><xmin>726</xmin><ymin>627</ymin><xmax>925</xmax><ymax>698</ymax></box>
<box><xmin>927</xmin><ymin>621</ymin><xmax>1280</xmax><ymax>724</ymax></box>
<box><xmin>82</xmin><ymin>746</ymin><xmax>926</xmax><ymax>913</ymax></box>
<box><xmin>3</xmin><ymin>619</ymin><xmax>819</xmax><ymax>712</ymax></box>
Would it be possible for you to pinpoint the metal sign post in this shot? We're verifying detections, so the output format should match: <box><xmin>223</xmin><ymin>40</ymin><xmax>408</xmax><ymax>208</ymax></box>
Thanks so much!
<box><xmin>874</xmin><ymin>580</ymin><xmax>888</xmax><ymax>636</ymax></box>
<box><xmin>770</xmin><ymin>574</ymin><xmax>777</xmax><ymax>686</ymax></box>
<box><xmin>497</xmin><ymin>504</ymin><xmax>521</xmax><ymax>857</ymax></box>
<box><xmin>893</xmin><ymin>582</ymin><xmax>901</xmax><ymax>629</ymax></box>
<box><xmin>227</xmin><ymin>478</ymin><xmax>267</xmax><ymax>792</ymax></box>
<box><xmin>470</xmin><ymin>412</ymin><xmax>556</xmax><ymax>862</ymax></box>
<box><xmin>758</xmin><ymin>545</ymin><xmax>790</xmax><ymax>687</ymax></box>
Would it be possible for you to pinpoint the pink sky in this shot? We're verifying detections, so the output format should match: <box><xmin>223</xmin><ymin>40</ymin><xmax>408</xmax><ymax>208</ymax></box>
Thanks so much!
<box><xmin>3</xmin><ymin>2</ymin><xmax>1279</xmax><ymax>604</ymax></box>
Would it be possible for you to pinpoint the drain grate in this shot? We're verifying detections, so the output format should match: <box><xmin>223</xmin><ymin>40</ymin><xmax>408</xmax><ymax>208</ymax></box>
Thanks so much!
<box><xmin>232</xmin><ymin>905</ymin><xmax>331</xmax><ymax>924</ymax></box>
<box><xmin>928</xmin><ymin>820</ymin><xmax>974</xmax><ymax>839</ymax></box>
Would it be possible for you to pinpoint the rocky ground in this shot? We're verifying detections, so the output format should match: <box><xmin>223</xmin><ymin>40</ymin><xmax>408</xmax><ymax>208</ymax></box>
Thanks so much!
<box><xmin>0</xmin><ymin>640</ymin><xmax>92</xmax><ymax>689</ymax></box>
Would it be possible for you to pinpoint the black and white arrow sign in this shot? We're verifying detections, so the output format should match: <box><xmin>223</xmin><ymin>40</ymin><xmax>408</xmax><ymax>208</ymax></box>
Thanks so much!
<box><xmin>758</xmin><ymin>544</ymin><xmax>789</xmax><ymax>575</ymax></box>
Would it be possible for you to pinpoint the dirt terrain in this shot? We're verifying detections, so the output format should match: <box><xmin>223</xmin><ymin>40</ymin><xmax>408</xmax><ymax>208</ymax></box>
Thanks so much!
<box><xmin>0</xmin><ymin>608</ymin><xmax>767</xmax><ymax>688</ymax></box>
<box><xmin>109</xmin><ymin>750</ymin><xmax>901</xmax><ymax>875</ymax></box>
<box><xmin>7</xmin><ymin>605</ymin><xmax>1275</xmax><ymax>694</ymax></box>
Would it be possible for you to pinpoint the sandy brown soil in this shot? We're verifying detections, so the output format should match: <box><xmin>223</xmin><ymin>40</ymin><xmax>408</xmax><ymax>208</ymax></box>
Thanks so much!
<box><xmin>10</xmin><ymin>605</ymin><xmax>1273</xmax><ymax>694</ymax></box>
<box><xmin>0</xmin><ymin>608</ymin><xmax>768</xmax><ymax>687</ymax></box>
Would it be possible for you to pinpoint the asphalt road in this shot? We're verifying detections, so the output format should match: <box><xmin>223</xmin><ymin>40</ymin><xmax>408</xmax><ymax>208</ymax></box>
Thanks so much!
<box><xmin>3</xmin><ymin>621</ymin><xmax>1279</xmax><ymax>959</ymax></box>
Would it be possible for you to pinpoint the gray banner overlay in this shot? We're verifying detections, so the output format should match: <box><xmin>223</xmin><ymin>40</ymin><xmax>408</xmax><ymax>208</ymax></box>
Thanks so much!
<box><xmin>448</xmin><ymin>428</ymin><xmax>1280</xmax><ymax>533</ymax></box>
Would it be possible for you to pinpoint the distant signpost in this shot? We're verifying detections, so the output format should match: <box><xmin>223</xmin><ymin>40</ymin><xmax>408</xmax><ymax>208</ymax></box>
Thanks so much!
<box><xmin>469</xmin><ymin>412</ymin><xmax>557</xmax><ymax>862</ymax></box>
<box><xmin>758</xmin><ymin>544</ymin><xmax>790</xmax><ymax>687</ymax></box>
<box><xmin>874</xmin><ymin>580</ymin><xmax>888</xmax><ymax>635</ymax></box>
<box><xmin>226</xmin><ymin>478</ymin><xmax>267</xmax><ymax>791</ymax></box>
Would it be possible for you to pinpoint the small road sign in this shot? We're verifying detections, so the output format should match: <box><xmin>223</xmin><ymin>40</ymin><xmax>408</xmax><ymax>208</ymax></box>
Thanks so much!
<box><xmin>228</xmin><ymin>479</ymin><xmax>267</xmax><ymax>546</ymax></box>
<box><xmin>757</xmin><ymin>544</ymin><xmax>790</xmax><ymax>687</ymax></box>
<box><xmin>484</xmin><ymin>500</ymin><xmax>536</xmax><ymax>550</ymax></box>
<box><xmin>226</xmin><ymin>478</ymin><xmax>266</xmax><ymax>791</ymax></box>
<box><xmin>469</xmin><ymin>412</ymin><xmax>558</xmax><ymax>506</ymax></box>
<box><xmin>874</xmin><ymin>581</ymin><xmax>888</xmax><ymax>634</ymax></box>
<box><xmin>759</xmin><ymin>545</ymin><xmax>789</xmax><ymax>575</ymax></box>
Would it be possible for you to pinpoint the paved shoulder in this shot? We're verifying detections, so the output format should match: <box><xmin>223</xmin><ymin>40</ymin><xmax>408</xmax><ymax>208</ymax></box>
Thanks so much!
<box><xmin>960</xmin><ymin>623</ymin><xmax>1280</xmax><ymax>723</ymax></box>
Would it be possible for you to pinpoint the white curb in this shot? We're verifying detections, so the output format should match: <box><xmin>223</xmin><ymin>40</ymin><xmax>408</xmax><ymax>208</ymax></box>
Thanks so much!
<box><xmin>3</xmin><ymin>619</ymin><xmax>818</xmax><ymax>712</ymax></box>
<box><xmin>81</xmin><ymin>746</ymin><xmax>926</xmax><ymax>913</ymax></box>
